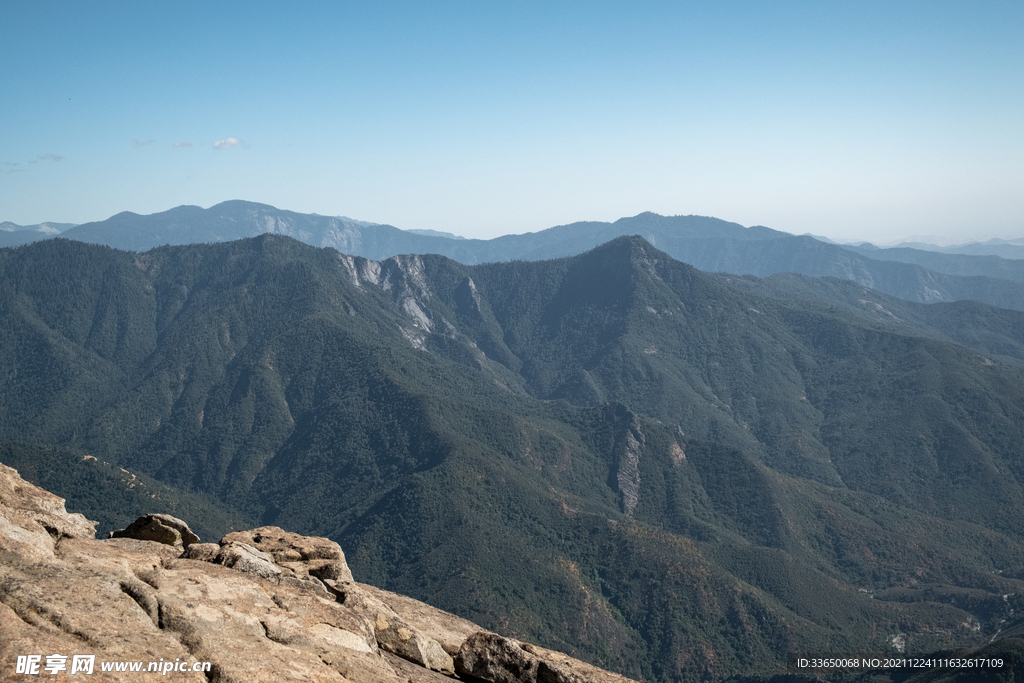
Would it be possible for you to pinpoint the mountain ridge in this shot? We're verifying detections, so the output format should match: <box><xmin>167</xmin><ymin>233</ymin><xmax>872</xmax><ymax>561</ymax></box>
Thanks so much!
<box><xmin>13</xmin><ymin>200</ymin><xmax>1022</xmax><ymax>312</ymax></box>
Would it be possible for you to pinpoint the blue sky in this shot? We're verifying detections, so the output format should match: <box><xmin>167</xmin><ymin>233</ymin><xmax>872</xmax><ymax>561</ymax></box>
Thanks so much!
<box><xmin>2</xmin><ymin>1</ymin><xmax>1021</xmax><ymax>242</ymax></box>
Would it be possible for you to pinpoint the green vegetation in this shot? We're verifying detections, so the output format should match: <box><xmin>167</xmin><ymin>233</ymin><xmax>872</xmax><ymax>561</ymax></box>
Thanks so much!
<box><xmin>2</xmin><ymin>234</ymin><xmax>1024</xmax><ymax>682</ymax></box>
<box><xmin>0</xmin><ymin>442</ymin><xmax>250</xmax><ymax>541</ymax></box>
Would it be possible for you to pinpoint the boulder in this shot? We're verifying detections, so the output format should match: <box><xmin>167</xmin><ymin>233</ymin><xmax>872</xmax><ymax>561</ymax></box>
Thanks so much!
<box><xmin>109</xmin><ymin>513</ymin><xmax>200</xmax><ymax>548</ymax></box>
<box><xmin>222</xmin><ymin>525</ymin><xmax>348</xmax><ymax>562</ymax></box>
<box><xmin>180</xmin><ymin>541</ymin><xmax>220</xmax><ymax>561</ymax></box>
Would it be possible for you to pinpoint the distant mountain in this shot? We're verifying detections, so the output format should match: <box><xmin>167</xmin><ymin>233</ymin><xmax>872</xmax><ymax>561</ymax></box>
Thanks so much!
<box><xmin>32</xmin><ymin>201</ymin><xmax>1024</xmax><ymax>312</ymax></box>
<box><xmin>839</xmin><ymin>242</ymin><xmax>1024</xmax><ymax>282</ymax></box>
<box><xmin>406</xmin><ymin>228</ymin><xmax>467</xmax><ymax>240</ymax></box>
<box><xmin>0</xmin><ymin>220</ymin><xmax>76</xmax><ymax>233</ymax></box>
<box><xmin>0</xmin><ymin>220</ymin><xmax>77</xmax><ymax>247</ymax></box>
<box><xmin>58</xmin><ymin>200</ymin><xmax>453</xmax><ymax>255</ymax></box>
<box><xmin>3</xmin><ymin>234</ymin><xmax>1024</xmax><ymax>681</ymax></box>
<box><xmin>889</xmin><ymin>238</ymin><xmax>1024</xmax><ymax>260</ymax></box>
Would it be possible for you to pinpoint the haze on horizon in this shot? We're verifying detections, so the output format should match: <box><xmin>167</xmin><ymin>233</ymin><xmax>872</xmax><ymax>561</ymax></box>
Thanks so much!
<box><xmin>2</xmin><ymin>1</ymin><xmax>1021</xmax><ymax>245</ymax></box>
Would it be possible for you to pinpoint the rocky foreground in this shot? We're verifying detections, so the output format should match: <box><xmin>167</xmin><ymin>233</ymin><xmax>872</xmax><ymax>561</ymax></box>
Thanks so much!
<box><xmin>0</xmin><ymin>463</ymin><xmax>636</xmax><ymax>683</ymax></box>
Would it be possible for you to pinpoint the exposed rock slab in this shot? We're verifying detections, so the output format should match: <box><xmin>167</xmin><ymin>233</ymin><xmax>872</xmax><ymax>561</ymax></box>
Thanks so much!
<box><xmin>358</xmin><ymin>582</ymin><xmax>483</xmax><ymax>656</ymax></box>
<box><xmin>373</xmin><ymin>611</ymin><xmax>455</xmax><ymax>673</ymax></box>
<box><xmin>340</xmin><ymin>581</ymin><xmax>455</xmax><ymax>672</ymax></box>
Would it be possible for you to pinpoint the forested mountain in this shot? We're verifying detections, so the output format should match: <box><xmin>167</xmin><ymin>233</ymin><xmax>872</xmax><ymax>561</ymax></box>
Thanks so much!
<box><xmin>23</xmin><ymin>201</ymin><xmax>1024</xmax><ymax>312</ymax></box>
<box><xmin>2</xmin><ymin>235</ymin><xmax>1024</xmax><ymax>682</ymax></box>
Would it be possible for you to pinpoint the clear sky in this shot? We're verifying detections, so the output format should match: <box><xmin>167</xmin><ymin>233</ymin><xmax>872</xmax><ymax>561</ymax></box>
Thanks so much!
<box><xmin>2</xmin><ymin>1</ymin><xmax>1022</xmax><ymax>243</ymax></box>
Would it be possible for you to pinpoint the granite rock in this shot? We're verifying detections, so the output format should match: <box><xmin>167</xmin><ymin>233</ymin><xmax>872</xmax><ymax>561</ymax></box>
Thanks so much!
<box><xmin>0</xmin><ymin>462</ymin><xmax>636</xmax><ymax>683</ymax></box>
<box><xmin>109</xmin><ymin>513</ymin><xmax>200</xmax><ymax>548</ymax></box>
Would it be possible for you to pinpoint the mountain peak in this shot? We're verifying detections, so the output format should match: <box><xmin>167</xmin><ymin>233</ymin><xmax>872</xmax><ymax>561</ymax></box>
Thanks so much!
<box><xmin>207</xmin><ymin>199</ymin><xmax>281</xmax><ymax>213</ymax></box>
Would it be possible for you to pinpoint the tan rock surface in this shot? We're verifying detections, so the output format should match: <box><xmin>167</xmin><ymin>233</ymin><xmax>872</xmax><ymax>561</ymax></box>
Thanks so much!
<box><xmin>373</xmin><ymin>611</ymin><xmax>455</xmax><ymax>673</ymax></box>
<box><xmin>357</xmin><ymin>582</ymin><xmax>483</xmax><ymax>656</ymax></box>
<box><xmin>0</xmin><ymin>463</ymin><xmax>637</xmax><ymax>683</ymax></box>
<box><xmin>222</xmin><ymin>525</ymin><xmax>355</xmax><ymax>583</ymax></box>
<box><xmin>0</xmin><ymin>462</ymin><xmax>96</xmax><ymax>562</ymax></box>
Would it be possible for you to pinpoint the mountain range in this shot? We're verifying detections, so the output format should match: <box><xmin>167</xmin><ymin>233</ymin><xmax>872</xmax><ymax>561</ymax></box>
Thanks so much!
<box><xmin>8</xmin><ymin>201</ymin><xmax>1024</xmax><ymax>312</ymax></box>
<box><xmin>2</xmin><ymin>233</ymin><xmax>1024</xmax><ymax>681</ymax></box>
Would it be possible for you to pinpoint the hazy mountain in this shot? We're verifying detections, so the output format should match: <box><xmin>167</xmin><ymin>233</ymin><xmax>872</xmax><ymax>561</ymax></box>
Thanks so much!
<box><xmin>406</xmin><ymin>228</ymin><xmax>467</xmax><ymax>240</ymax></box>
<box><xmin>889</xmin><ymin>238</ymin><xmax>1024</xmax><ymax>260</ymax></box>
<box><xmin>0</xmin><ymin>220</ymin><xmax>76</xmax><ymax>233</ymax></box>
<box><xmin>40</xmin><ymin>201</ymin><xmax>1024</xmax><ymax>312</ymax></box>
<box><xmin>59</xmin><ymin>200</ymin><xmax>453</xmax><ymax>255</ymax></box>
<box><xmin>840</xmin><ymin>242</ymin><xmax>1024</xmax><ymax>281</ymax></box>
<box><xmin>0</xmin><ymin>220</ymin><xmax>77</xmax><ymax>247</ymax></box>
<box><xmin>3</xmin><ymin>234</ymin><xmax>1024</xmax><ymax>681</ymax></box>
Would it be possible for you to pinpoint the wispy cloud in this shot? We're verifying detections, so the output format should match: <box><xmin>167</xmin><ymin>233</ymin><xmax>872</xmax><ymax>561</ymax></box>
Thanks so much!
<box><xmin>213</xmin><ymin>137</ymin><xmax>242</xmax><ymax>150</ymax></box>
<box><xmin>36</xmin><ymin>154</ymin><xmax>64</xmax><ymax>162</ymax></box>
<box><xmin>173</xmin><ymin>141</ymin><xmax>192</xmax><ymax>148</ymax></box>
<box><xmin>132</xmin><ymin>139</ymin><xmax>154</xmax><ymax>148</ymax></box>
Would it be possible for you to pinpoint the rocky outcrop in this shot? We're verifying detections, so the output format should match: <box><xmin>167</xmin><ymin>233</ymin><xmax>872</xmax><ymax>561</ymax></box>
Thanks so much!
<box><xmin>0</xmin><ymin>463</ymin><xmax>637</xmax><ymax>683</ymax></box>
<box><xmin>613</xmin><ymin>414</ymin><xmax>645</xmax><ymax>516</ymax></box>
<box><xmin>222</xmin><ymin>526</ymin><xmax>355</xmax><ymax>584</ymax></box>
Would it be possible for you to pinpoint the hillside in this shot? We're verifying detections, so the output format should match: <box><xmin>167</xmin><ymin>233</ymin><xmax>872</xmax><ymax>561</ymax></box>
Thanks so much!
<box><xmin>3</xmin><ymin>235</ymin><xmax>1024</xmax><ymax>681</ymax></box>
<box><xmin>717</xmin><ymin>272</ymin><xmax>1024</xmax><ymax>368</ymax></box>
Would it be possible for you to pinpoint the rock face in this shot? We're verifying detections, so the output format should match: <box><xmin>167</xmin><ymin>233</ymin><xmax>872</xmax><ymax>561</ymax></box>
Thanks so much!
<box><xmin>0</xmin><ymin>463</ymin><xmax>637</xmax><ymax>683</ymax></box>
